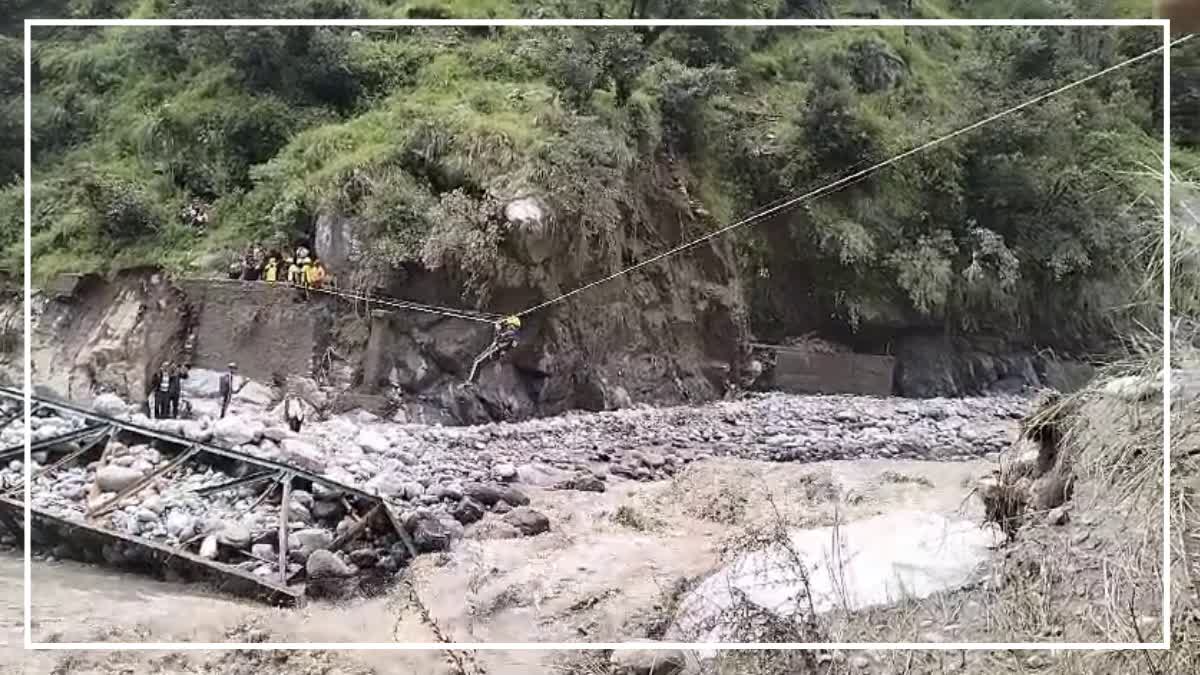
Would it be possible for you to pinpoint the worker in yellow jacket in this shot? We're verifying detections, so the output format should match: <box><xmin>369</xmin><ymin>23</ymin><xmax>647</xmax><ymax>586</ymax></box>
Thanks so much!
<box><xmin>467</xmin><ymin>315</ymin><xmax>521</xmax><ymax>383</ymax></box>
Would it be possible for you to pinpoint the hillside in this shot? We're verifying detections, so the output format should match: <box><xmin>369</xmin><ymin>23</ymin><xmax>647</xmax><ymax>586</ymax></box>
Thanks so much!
<box><xmin>3</xmin><ymin>1</ymin><xmax>1191</xmax><ymax>359</ymax></box>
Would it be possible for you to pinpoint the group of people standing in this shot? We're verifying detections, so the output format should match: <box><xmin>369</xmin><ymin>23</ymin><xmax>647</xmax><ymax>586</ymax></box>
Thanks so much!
<box><xmin>148</xmin><ymin>361</ymin><xmax>188</xmax><ymax>419</ymax></box>
<box><xmin>230</xmin><ymin>244</ymin><xmax>329</xmax><ymax>290</ymax></box>
<box><xmin>147</xmin><ymin>360</ymin><xmax>307</xmax><ymax>432</ymax></box>
<box><xmin>148</xmin><ymin>361</ymin><xmax>242</xmax><ymax>420</ymax></box>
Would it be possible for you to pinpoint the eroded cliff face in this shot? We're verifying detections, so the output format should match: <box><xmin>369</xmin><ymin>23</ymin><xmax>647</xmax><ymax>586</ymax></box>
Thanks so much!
<box><xmin>30</xmin><ymin>226</ymin><xmax>749</xmax><ymax>424</ymax></box>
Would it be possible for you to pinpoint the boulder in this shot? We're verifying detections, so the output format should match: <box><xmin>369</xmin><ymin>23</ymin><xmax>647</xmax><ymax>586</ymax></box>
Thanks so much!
<box><xmin>493</xmin><ymin>462</ymin><xmax>518</xmax><ymax>482</ymax></box>
<box><xmin>365</xmin><ymin>472</ymin><xmax>407</xmax><ymax>499</ymax></box>
<box><xmin>199</xmin><ymin>535</ymin><xmax>218</xmax><ymax>559</ymax></box>
<box><xmin>181</xmin><ymin>369</ymin><xmax>224</xmax><ymax>398</ymax></box>
<box><xmin>307</xmin><ymin>549</ymin><xmax>354</xmax><ymax>578</ymax></box>
<box><xmin>502</xmin><ymin>507</ymin><xmax>550</xmax><ymax>536</ymax></box>
<box><xmin>610</xmin><ymin>648</ymin><xmax>686</xmax><ymax>675</ymax></box>
<box><xmin>95</xmin><ymin>465</ymin><xmax>144</xmax><ymax>493</ymax></box>
<box><xmin>211</xmin><ymin>417</ymin><xmax>259</xmax><ymax>447</ymax></box>
<box><xmin>463</xmin><ymin>482</ymin><xmax>530</xmax><ymax>507</ymax></box>
<box><xmin>356</xmin><ymin>428</ymin><xmax>391</xmax><ymax>454</ymax></box>
<box><xmin>234</xmin><ymin>381</ymin><xmax>275</xmax><ymax>407</ymax></box>
<box><xmin>92</xmin><ymin>393</ymin><xmax>130</xmax><ymax>418</ymax></box>
<box><xmin>278</xmin><ymin>438</ymin><xmax>326</xmax><ymax>473</ymax></box>
<box><xmin>410</xmin><ymin>512</ymin><xmax>454</xmax><ymax>553</ymax></box>
<box><xmin>217</xmin><ymin>522</ymin><xmax>252</xmax><ymax>549</ymax></box>
<box><xmin>452</xmin><ymin>497</ymin><xmax>486</xmax><ymax>525</ymax></box>
<box><xmin>294</xmin><ymin>528</ymin><xmax>333</xmax><ymax>555</ymax></box>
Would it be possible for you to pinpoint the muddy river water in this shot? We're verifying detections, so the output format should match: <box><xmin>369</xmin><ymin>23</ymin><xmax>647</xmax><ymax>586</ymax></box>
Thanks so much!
<box><xmin>0</xmin><ymin>458</ymin><xmax>996</xmax><ymax>674</ymax></box>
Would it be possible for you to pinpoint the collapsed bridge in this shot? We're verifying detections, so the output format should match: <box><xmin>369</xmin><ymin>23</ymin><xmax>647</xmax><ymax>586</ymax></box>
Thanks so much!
<box><xmin>0</xmin><ymin>385</ymin><xmax>418</xmax><ymax>606</ymax></box>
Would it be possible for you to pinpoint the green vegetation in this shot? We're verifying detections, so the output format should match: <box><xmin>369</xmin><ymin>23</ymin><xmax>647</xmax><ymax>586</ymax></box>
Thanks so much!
<box><xmin>2</xmin><ymin>0</ymin><xmax>1195</xmax><ymax>351</ymax></box>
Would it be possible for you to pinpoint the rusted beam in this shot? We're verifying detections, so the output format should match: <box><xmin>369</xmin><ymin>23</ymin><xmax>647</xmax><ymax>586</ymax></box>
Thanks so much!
<box><xmin>88</xmin><ymin>446</ymin><xmax>200</xmax><ymax>519</ymax></box>
<box><xmin>0</xmin><ymin>423</ymin><xmax>110</xmax><ymax>461</ymax></box>
<box><xmin>194</xmin><ymin>469</ymin><xmax>276</xmax><ymax>497</ymax></box>
<box><xmin>383</xmin><ymin>502</ymin><xmax>418</xmax><ymax>559</ymax></box>
<box><xmin>1</xmin><ymin>428</ymin><xmax>110</xmax><ymax>496</ymax></box>
<box><xmin>278</xmin><ymin>472</ymin><xmax>292</xmax><ymax>585</ymax></box>
<box><xmin>0</xmin><ymin>387</ymin><xmax>379</xmax><ymax>502</ymax></box>
<box><xmin>328</xmin><ymin>503</ymin><xmax>382</xmax><ymax>553</ymax></box>
<box><xmin>0</xmin><ymin>496</ymin><xmax>300</xmax><ymax>606</ymax></box>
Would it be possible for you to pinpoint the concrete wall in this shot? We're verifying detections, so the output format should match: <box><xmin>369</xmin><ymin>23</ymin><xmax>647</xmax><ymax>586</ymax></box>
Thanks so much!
<box><xmin>180</xmin><ymin>281</ymin><xmax>332</xmax><ymax>385</ymax></box>
<box><xmin>768</xmin><ymin>349</ymin><xmax>895</xmax><ymax>396</ymax></box>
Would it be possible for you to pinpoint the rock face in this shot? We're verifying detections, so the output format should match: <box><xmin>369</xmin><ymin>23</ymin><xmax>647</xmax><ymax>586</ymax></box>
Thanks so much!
<box><xmin>893</xmin><ymin>334</ymin><xmax>1088</xmax><ymax>398</ymax></box>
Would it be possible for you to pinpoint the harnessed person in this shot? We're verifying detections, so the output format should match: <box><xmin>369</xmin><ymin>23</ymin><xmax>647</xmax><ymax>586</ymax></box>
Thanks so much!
<box><xmin>467</xmin><ymin>315</ymin><xmax>521</xmax><ymax>384</ymax></box>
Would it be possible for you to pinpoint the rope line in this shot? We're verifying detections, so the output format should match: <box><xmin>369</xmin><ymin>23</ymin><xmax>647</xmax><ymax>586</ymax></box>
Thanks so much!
<box><xmin>183</xmin><ymin>276</ymin><xmax>500</xmax><ymax>324</ymax></box>
<box><xmin>515</xmin><ymin>33</ymin><xmax>1195</xmax><ymax>319</ymax></box>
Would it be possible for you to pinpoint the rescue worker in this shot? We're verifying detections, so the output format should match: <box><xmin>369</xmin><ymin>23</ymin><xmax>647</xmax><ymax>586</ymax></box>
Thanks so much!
<box><xmin>264</xmin><ymin>256</ymin><xmax>278</xmax><ymax>284</ymax></box>
<box><xmin>149</xmin><ymin>361</ymin><xmax>171</xmax><ymax>419</ymax></box>
<box><xmin>300</xmin><ymin>256</ymin><xmax>314</xmax><ymax>292</ymax></box>
<box><xmin>284</xmin><ymin>394</ymin><xmax>305</xmax><ymax>433</ymax></box>
<box><xmin>167</xmin><ymin>362</ymin><xmax>187</xmax><ymax>419</ymax></box>
<box><xmin>467</xmin><ymin>315</ymin><xmax>521</xmax><ymax>383</ymax></box>
<box><xmin>218</xmin><ymin>362</ymin><xmax>246</xmax><ymax>419</ymax></box>
<box><xmin>287</xmin><ymin>257</ymin><xmax>302</xmax><ymax>285</ymax></box>
<box><xmin>306</xmin><ymin>256</ymin><xmax>326</xmax><ymax>289</ymax></box>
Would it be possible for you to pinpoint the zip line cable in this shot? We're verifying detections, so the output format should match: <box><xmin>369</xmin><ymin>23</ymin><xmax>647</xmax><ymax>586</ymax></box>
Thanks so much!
<box><xmin>189</xmin><ymin>277</ymin><xmax>500</xmax><ymax>324</ymax></box>
<box><xmin>514</xmin><ymin>33</ymin><xmax>1195</xmax><ymax>319</ymax></box>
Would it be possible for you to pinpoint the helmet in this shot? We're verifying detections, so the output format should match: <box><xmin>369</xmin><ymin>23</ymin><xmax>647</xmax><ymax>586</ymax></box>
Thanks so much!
<box><xmin>502</xmin><ymin>316</ymin><xmax>521</xmax><ymax>329</ymax></box>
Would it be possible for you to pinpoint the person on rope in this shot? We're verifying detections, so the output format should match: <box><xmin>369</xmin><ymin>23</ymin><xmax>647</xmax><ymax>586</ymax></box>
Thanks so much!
<box><xmin>467</xmin><ymin>315</ymin><xmax>522</xmax><ymax>384</ymax></box>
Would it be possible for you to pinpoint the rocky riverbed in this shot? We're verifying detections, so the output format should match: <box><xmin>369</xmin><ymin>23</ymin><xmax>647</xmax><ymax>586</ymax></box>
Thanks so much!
<box><xmin>2</xmin><ymin>376</ymin><xmax>1033</xmax><ymax>600</ymax></box>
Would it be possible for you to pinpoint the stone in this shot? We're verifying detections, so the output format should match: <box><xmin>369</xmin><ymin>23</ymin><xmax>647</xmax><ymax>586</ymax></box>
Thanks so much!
<box><xmin>294</xmin><ymin>528</ymin><xmax>333</xmax><ymax>555</ymax></box>
<box><xmin>251</xmin><ymin>543</ymin><xmax>275</xmax><ymax>560</ymax></box>
<box><xmin>640</xmin><ymin>452</ymin><xmax>666</xmax><ymax>468</ymax></box>
<box><xmin>311</xmin><ymin>500</ymin><xmax>346</xmax><ymax>522</ymax></box>
<box><xmin>262</xmin><ymin>426</ymin><xmax>294</xmax><ymax>443</ymax></box>
<box><xmin>307</xmin><ymin>550</ymin><xmax>354</xmax><ymax>578</ymax></box>
<box><xmin>493</xmin><ymin>462</ymin><xmax>517</xmax><ymax>482</ymax></box>
<box><xmin>558</xmin><ymin>474</ymin><xmax>606</xmax><ymax>493</ymax></box>
<box><xmin>278</xmin><ymin>438</ymin><xmax>325</xmax><ymax>473</ymax></box>
<box><xmin>1048</xmin><ymin>507</ymin><xmax>1070</xmax><ymax>526</ymax></box>
<box><xmin>502</xmin><ymin>507</ymin><xmax>550</xmax><ymax>536</ymax></box>
<box><xmin>366</xmin><ymin>472</ymin><xmax>406</xmax><ymax>499</ymax></box>
<box><xmin>463</xmin><ymin>482</ymin><xmax>529</xmax><ymax>507</ymax></box>
<box><xmin>492</xmin><ymin>501</ymin><xmax>513</xmax><ymax>515</ymax></box>
<box><xmin>356</xmin><ymin>428</ymin><xmax>391</xmax><ymax>454</ymax></box>
<box><xmin>93</xmin><ymin>393</ymin><xmax>130</xmax><ymax>418</ymax></box>
<box><xmin>165</xmin><ymin>511</ymin><xmax>196</xmax><ymax>538</ymax></box>
<box><xmin>95</xmin><ymin>465</ymin><xmax>144</xmax><ymax>493</ymax></box>
<box><xmin>452</xmin><ymin>497</ymin><xmax>486</xmax><ymax>525</ymax></box>
<box><xmin>609</xmin><ymin>647</ymin><xmax>686</xmax><ymax>675</ymax></box>
<box><xmin>348</xmin><ymin>548</ymin><xmax>379</xmax><ymax>568</ymax></box>
<box><xmin>211</xmin><ymin>417</ymin><xmax>258</xmax><ymax>446</ymax></box>
<box><xmin>410</xmin><ymin>512</ymin><xmax>454</xmax><ymax>553</ymax></box>
<box><xmin>287</xmin><ymin>502</ymin><xmax>312</xmax><ymax>524</ymax></box>
<box><xmin>402</xmin><ymin>481</ymin><xmax>426</xmax><ymax>500</ymax></box>
<box><xmin>199</xmin><ymin>535</ymin><xmax>218</xmax><ymax>559</ymax></box>
<box><xmin>217</xmin><ymin>522</ymin><xmax>252</xmax><ymax>549</ymax></box>
<box><xmin>234</xmin><ymin>381</ymin><xmax>275</xmax><ymax>407</ymax></box>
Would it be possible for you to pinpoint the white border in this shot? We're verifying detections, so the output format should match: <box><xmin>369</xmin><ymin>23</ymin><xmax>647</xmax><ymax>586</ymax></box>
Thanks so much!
<box><xmin>22</xmin><ymin>17</ymin><xmax>1172</xmax><ymax>651</ymax></box>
